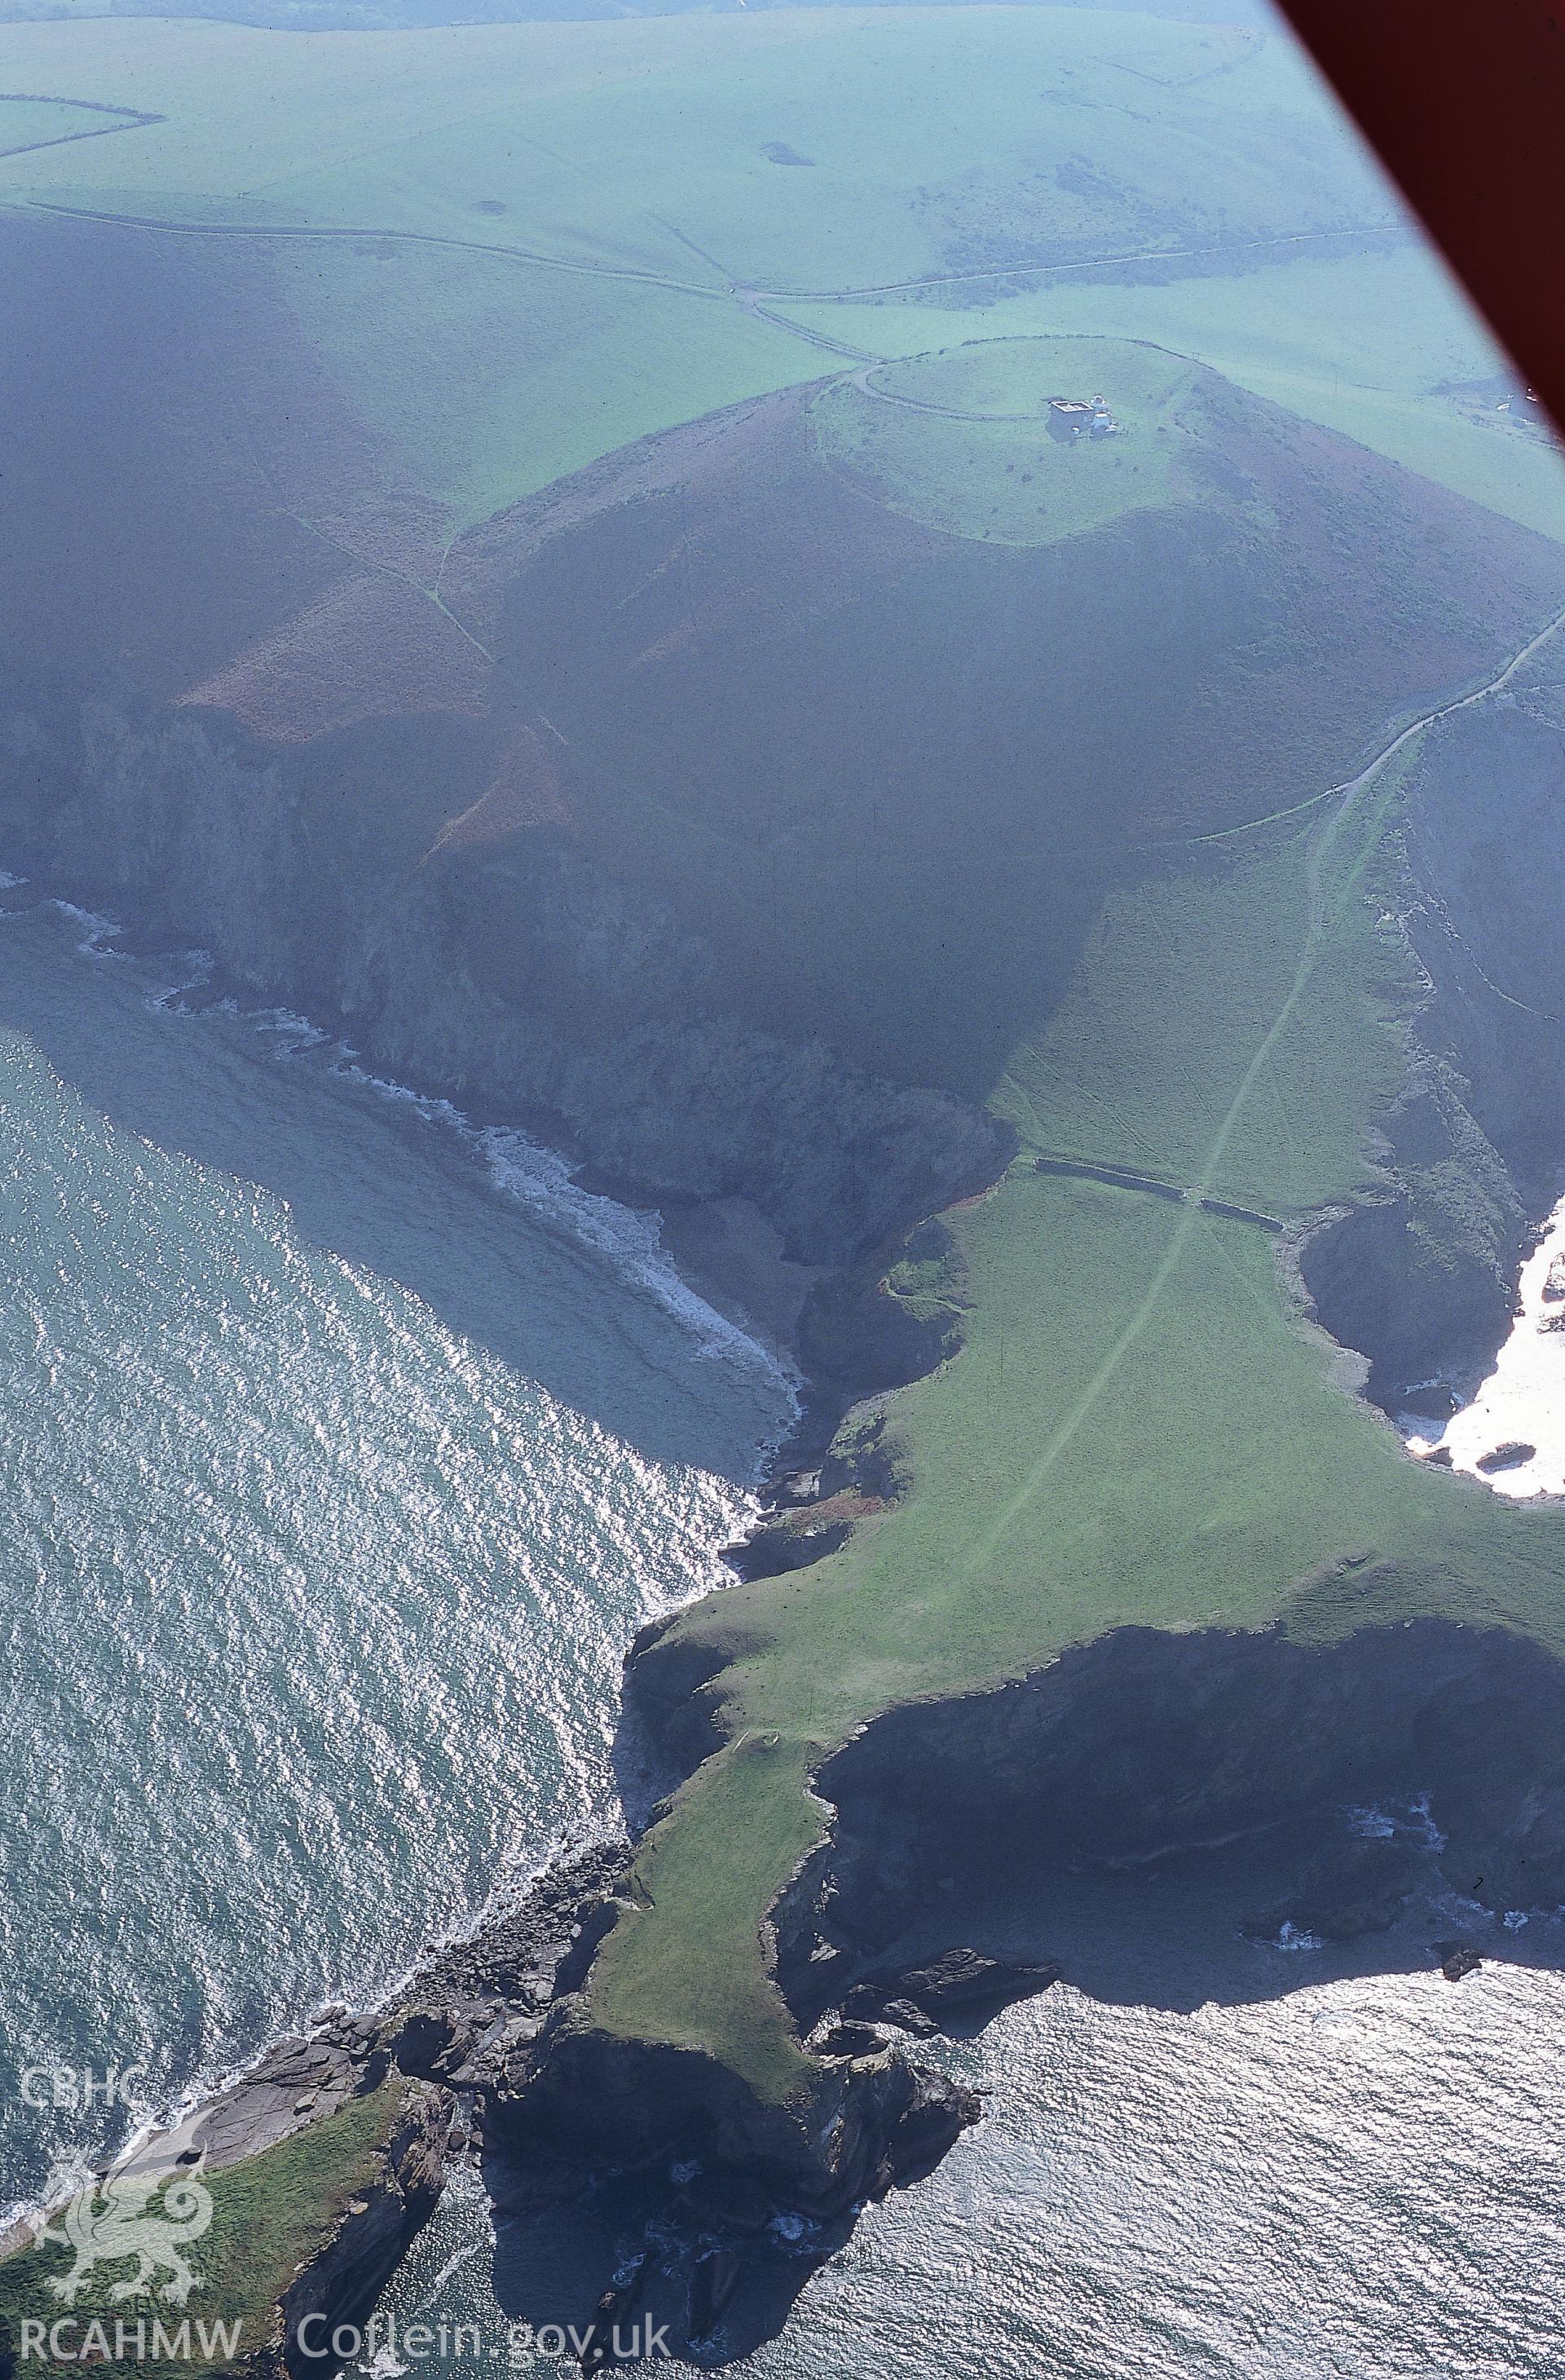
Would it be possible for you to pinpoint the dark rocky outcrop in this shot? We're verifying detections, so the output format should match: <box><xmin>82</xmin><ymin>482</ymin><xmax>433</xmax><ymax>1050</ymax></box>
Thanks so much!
<box><xmin>367</xmin><ymin>1841</ymin><xmax>631</xmax><ymax>2099</ymax></box>
<box><xmin>1478</xmin><ymin>1441</ymin><xmax>1537</xmax><ymax>1474</ymax></box>
<box><xmin>263</xmin><ymin>2087</ymin><xmax>448</xmax><ymax>2380</ymax></box>
<box><xmin>487</xmin><ymin>2010</ymin><xmax>978</xmax><ymax>2224</ymax></box>
<box><xmin>775</xmin><ymin>1618</ymin><xmax>1565</xmax><ymax>2022</ymax></box>
<box><xmin>1300</xmin><ymin>686</ymin><xmax>1565</xmax><ymax>1410</ymax></box>
<box><xmin>842</xmin><ymin>1948</ymin><xmax>1062</xmax><ymax>2030</ymax></box>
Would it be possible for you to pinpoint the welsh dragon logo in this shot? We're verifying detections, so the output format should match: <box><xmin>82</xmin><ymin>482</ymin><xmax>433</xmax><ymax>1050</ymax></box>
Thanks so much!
<box><xmin>40</xmin><ymin>2162</ymin><xmax>213</xmax><ymax>2307</ymax></box>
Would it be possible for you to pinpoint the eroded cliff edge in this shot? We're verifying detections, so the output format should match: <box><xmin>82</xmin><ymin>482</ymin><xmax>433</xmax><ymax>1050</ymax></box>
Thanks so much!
<box><xmin>4</xmin><ymin>373</ymin><xmax>1565</xmax><ymax>2365</ymax></box>
<box><xmin>1298</xmin><ymin>678</ymin><xmax>1565</xmax><ymax>1411</ymax></box>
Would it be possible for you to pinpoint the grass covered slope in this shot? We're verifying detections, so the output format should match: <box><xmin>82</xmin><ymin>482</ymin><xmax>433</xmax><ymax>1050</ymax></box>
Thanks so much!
<box><xmin>0</xmin><ymin>2086</ymin><xmax>406</xmax><ymax>2378</ymax></box>
<box><xmin>558</xmin><ymin>422</ymin><xmax>1565</xmax><ymax>2096</ymax></box>
<box><xmin>1</xmin><ymin>6</ymin><xmax>1558</xmax><ymax>747</ymax></box>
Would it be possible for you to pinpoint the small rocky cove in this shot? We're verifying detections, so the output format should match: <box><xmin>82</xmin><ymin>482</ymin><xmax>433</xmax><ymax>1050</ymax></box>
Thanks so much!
<box><xmin>1407</xmin><ymin>1200</ymin><xmax>1565</xmax><ymax>1499</ymax></box>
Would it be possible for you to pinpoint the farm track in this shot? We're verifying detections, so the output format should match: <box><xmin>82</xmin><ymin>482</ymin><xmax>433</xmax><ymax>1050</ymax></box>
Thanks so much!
<box><xmin>24</xmin><ymin>196</ymin><xmax>1408</xmax><ymax>325</ymax></box>
<box><xmin>963</xmin><ymin>597</ymin><xmax>1565</xmax><ymax>1579</ymax></box>
<box><xmin>0</xmin><ymin>92</ymin><xmax>163</xmax><ymax>161</ymax></box>
<box><xmin>27</xmin><ymin>198</ymin><xmax>734</xmax><ymax>302</ymax></box>
<box><xmin>848</xmin><ymin>363</ymin><xmax>1032</xmax><ymax>422</ymax></box>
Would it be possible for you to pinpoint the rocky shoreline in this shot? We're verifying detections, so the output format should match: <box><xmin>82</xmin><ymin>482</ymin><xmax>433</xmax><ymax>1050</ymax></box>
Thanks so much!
<box><xmin>134</xmin><ymin>1596</ymin><xmax>1565</xmax><ymax>2374</ymax></box>
<box><xmin>4</xmin><ymin>642</ymin><xmax>1565</xmax><ymax>2369</ymax></box>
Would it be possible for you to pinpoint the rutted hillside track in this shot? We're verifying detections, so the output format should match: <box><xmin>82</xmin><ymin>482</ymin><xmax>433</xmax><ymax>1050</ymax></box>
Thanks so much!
<box><xmin>961</xmin><ymin>597</ymin><xmax>1565</xmax><ymax>1583</ymax></box>
<box><xmin>24</xmin><ymin>194</ymin><xmax>1408</xmax><ymax>327</ymax></box>
<box><xmin>848</xmin><ymin>362</ymin><xmax>1033</xmax><ymax>422</ymax></box>
<box><xmin>0</xmin><ymin>92</ymin><xmax>162</xmax><ymax>161</ymax></box>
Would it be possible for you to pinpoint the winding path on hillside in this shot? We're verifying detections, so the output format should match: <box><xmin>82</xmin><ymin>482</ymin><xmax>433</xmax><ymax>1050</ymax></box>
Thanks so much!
<box><xmin>1128</xmin><ymin>598</ymin><xmax>1565</xmax><ymax>862</ymax></box>
<box><xmin>963</xmin><ymin>595</ymin><xmax>1565</xmax><ymax>1581</ymax></box>
<box><xmin>846</xmin><ymin>364</ymin><xmax>1034</xmax><ymax>423</ymax></box>
<box><xmin>29</xmin><ymin>197</ymin><xmax>735</xmax><ymax>304</ymax></box>
<box><xmin>25</xmin><ymin>195</ymin><xmax>1406</xmax><ymax>330</ymax></box>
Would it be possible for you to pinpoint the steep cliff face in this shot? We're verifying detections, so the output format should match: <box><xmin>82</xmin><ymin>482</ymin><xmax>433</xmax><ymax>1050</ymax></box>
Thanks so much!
<box><xmin>7</xmin><ymin>360</ymin><xmax>1564</xmax><ymax>1280</ymax></box>
<box><xmin>0</xmin><ymin>691</ymin><xmax>1004</xmax><ymax>1265</ymax></box>
<box><xmin>775</xmin><ymin>1617</ymin><xmax>1565</xmax><ymax>2019</ymax></box>
<box><xmin>490</xmin><ymin>2006</ymin><xmax>976</xmax><ymax>2221</ymax></box>
<box><xmin>267</xmin><ymin>2088</ymin><xmax>449</xmax><ymax>2380</ymax></box>
<box><xmin>1301</xmin><ymin>682</ymin><xmax>1565</xmax><ymax>1407</ymax></box>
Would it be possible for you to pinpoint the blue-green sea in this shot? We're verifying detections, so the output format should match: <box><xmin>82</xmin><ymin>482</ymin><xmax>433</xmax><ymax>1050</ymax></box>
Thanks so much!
<box><xmin>5</xmin><ymin>888</ymin><xmax>1564</xmax><ymax>2378</ymax></box>
<box><xmin>0</xmin><ymin>890</ymin><xmax>791</xmax><ymax>2217</ymax></box>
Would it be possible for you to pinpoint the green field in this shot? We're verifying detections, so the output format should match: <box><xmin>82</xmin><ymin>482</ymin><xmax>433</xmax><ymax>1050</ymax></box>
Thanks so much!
<box><xmin>0</xmin><ymin>2087</ymin><xmax>404</xmax><ymax>2377</ymax></box>
<box><xmin>8</xmin><ymin>7</ymin><xmax>1552</xmax><ymax>539</ymax></box>
<box><xmin>0</xmin><ymin>96</ymin><xmax>139</xmax><ymax>155</ymax></box>
<box><xmin>269</xmin><ymin>239</ymin><xmax>813</xmax><ymax>527</ymax></box>
<box><xmin>580</xmin><ymin>645</ymin><xmax>1565</xmax><ymax>2099</ymax></box>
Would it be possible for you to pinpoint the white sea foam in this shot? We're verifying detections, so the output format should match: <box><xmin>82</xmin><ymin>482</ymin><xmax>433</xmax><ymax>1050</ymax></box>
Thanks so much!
<box><xmin>1408</xmin><ymin>1792</ymin><xmax>1446</xmax><ymax>1852</ymax></box>
<box><xmin>329</xmin><ymin>1054</ymin><xmax>797</xmax><ymax>1400</ymax></box>
<box><xmin>249</xmin><ymin>1005</ymin><xmax>333</xmax><ymax>1053</ymax></box>
<box><xmin>478</xmin><ymin>1124</ymin><xmax>797</xmax><ymax>1389</ymax></box>
<box><xmin>49</xmin><ymin>899</ymin><xmax>125</xmax><ymax>959</ymax></box>
<box><xmin>1410</xmin><ymin>1192</ymin><xmax>1565</xmax><ymax>1499</ymax></box>
<box><xmin>135</xmin><ymin>942</ymin><xmax>796</xmax><ymax>1419</ymax></box>
<box><xmin>144</xmin><ymin>950</ymin><xmax>215</xmax><ymax>1012</ymax></box>
<box><xmin>0</xmin><ymin>879</ymin><xmax>130</xmax><ymax>962</ymax></box>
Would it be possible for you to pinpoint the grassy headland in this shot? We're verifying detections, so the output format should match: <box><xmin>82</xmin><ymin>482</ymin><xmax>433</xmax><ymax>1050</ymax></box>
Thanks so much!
<box><xmin>580</xmin><ymin>635</ymin><xmax>1565</xmax><ymax>2099</ymax></box>
<box><xmin>0</xmin><ymin>2086</ymin><xmax>403</xmax><ymax>2378</ymax></box>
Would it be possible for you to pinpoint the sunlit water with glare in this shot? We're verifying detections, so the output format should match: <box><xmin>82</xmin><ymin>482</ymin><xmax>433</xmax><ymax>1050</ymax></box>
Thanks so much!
<box><xmin>0</xmin><ymin>894</ymin><xmax>791</xmax><ymax>2216</ymax></box>
<box><xmin>381</xmin><ymin>1895</ymin><xmax>1565</xmax><ymax>2380</ymax></box>
<box><xmin>6</xmin><ymin>893</ymin><xmax>1565</xmax><ymax>2378</ymax></box>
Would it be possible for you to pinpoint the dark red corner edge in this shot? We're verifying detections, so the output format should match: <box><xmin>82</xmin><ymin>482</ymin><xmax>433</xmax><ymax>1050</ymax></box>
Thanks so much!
<box><xmin>1273</xmin><ymin>0</ymin><xmax>1565</xmax><ymax>434</ymax></box>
